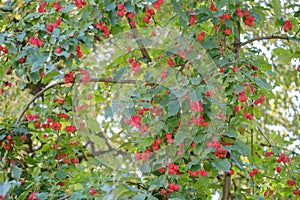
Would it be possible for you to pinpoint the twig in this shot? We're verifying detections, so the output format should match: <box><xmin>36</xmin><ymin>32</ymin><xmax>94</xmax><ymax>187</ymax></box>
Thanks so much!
<box><xmin>177</xmin><ymin>60</ymin><xmax>189</xmax><ymax>72</ymax></box>
<box><xmin>239</xmin><ymin>35</ymin><xmax>298</xmax><ymax>47</ymax></box>
<box><xmin>127</xmin><ymin>18</ymin><xmax>152</xmax><ymax>63</ymax></box>
<box><xmin>14</xmin><ymin>77</ymin><xmax>137</xmax><ymax>127</ymax></box>
<box><xmin>125</xmin><ymin>181</ymin><xmax>148</xmax><ymax>190</ymax></box>
<box><xmin>256</xmin><ymin>127</ymin><xmax>272</xmax><ymax>147</ymax></box>
<box><xmin>261</xmin><ymin>175</ymin><xmax>280</xmax><ymax>182</ymax></box>
<box><xmin>251</xmin><ymin>127</ymin><xmax>254</xmax><ymax>195</ymax></box>
<box><xmin>89</xmin><ymin>77</ymin><xmax>136</xmax><ymax>84</ymax></box>
<box><xmin>294</xmin><ymin>27</ymin><xmax>300</xmax><ymax>37</ymax></box>
<box><xmin>58</xmin><ymin>195</ymin><xmax>70</xmax><ymax>200</ymax></box>
<box><xmin>14</xmin><ymin>81</ymin><xmax>65</xmax><ymax>126</ymax></box>
<box><xmin>232</xmin><ymin>178</ymin><xmax>238</xmax><ymax>192</ymax></box>
<box><xmin>121</xmin><ymin>195</ymin><xmax>134</xmax><ymax>199</ymax></box>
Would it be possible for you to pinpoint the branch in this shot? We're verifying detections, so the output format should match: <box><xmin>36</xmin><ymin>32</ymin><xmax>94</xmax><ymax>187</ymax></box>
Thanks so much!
<box><xmin>257</xmin><ymin>127</ymin><xmax>272</xmax><ymax>147</ymax></box>
<box><xmin>58</xmin><ymin>195</ymin><xmax>70</xmax><ymax>200</ymax></box>
<box><xmin>222</xmin><ymin>153</ymin><xmax>232</xmax><ymax>200</ymax></box>
<box><xmin>89</xmin><ymin>77</ymin><xmax>136</xmax><ymax>84</ymax></box>
<box><xmin>125</xmin><ymin>181</ymin><xmax>148</xmax><ymax>190</ymax></box>
<box><xmin>294</xmin><ymin>27</ymin><xmax>300</xmax><ymax>37</ymax></box>
<box><xmin>233</xmin><ymin>21</ymin><xmax>241</xmax><ymax>59</ymax></box>
<box><xmin>222</xmin><ymin>20</ymin><xmax>241</xmax><ymax>200</ymax></box>
<box><xmin>127</xmin><ymin>18</ymin><xmax>152</xmax><ymax>63</ymax></box>
<box><xmin>251</xmin><ymin>127</ymin><xmax>255</xmax><ymax>195</ymax></box>
<box><xmin>239</xmin><ymin>35</ymin><xmax>298</xmax><ymax>47</ymax></box>
<box><xmin>261</xmin><ymin>175</ymin><xmax>280</xmax><ymax>182</ymax></box>
<box><xmin>14</xmin><ymin>81</ymin><xmax>65</xmax><ymax>126</ymax></box>
<box><xmin>14</xmin><ymin>77</ymin><xmax>137</xmax><ymax>126</ymax></box>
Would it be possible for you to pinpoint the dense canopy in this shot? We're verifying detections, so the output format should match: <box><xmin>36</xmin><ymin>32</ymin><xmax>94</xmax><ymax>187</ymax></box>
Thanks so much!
<box><xmin>0</xmin><ymin>0</ymin><xmax>299</xmax><ymax>199</ymax></box>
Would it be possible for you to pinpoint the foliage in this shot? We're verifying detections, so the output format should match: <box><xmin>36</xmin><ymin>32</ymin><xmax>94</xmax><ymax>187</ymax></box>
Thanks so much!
<box><xmin>0</xmin><ymin>0</ymin><xmax>299</xmax><ymax>199</ymax></box>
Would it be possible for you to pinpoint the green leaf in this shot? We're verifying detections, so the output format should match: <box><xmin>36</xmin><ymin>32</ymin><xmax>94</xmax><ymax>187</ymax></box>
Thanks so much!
<box><xmin>16</xmin><ymin>31</ymin><xmax>26</xmax><ymax>42</ymax></box>
<box><xmin>171</xmin><ymin>0</ymin><xmax>189</xmax><ymax>21</ymax></box>
<box><xmin>70</xmin><ymin>192</ymin><xmax>84</xmax><ymax>200</ymax></box>
<box><xmin>0</xmin><ymin>66</ymin><xmax>9</xmax><ymax>81</ymax></box>
<box><xmin>28</xmin><ymin>53</ymin><xmax>49</xmax><ymax>72</ymax></box>
<box><xmin>140</xmin><ymin>162</ymin><xmax>151</xmax><ymax>174</ymax></box>
<box><xmin>17</xmin><ymin>191</ymin><xmax>30</xmax><ymax>200</ymax></box>
<box><xmin>231</xmin><ymin>152</ymin><xmax>244</xmax><ymax>170</ymax></box>
<box><xmin>28</xmin><ymin>72</ymin><xmax>40</xmax><ymax>83</ymax></box>
<box><xmin>174</xmin><ymin>132</ymin><xmax>185</xmax><ymax>145</ymax></box>
<box><xmin>168</xmin><ymin>100</ymin><xmax>180</xmax><ymax>116</ymax></box>
<box><xmin>141</xmin><ymin>102</ymin><xmax>152</xmax><ymax>108</ymax></box>
<box><xmin>212</xmin><ymin>158</ymin><xmax>231</xmax><ymax>171</ymax></box>
<box><xmin>52</xmin><ymin>27</ymin><xmax>60</xmax><ymax>38</ymax></box>
<box><xmin>11</xmin><ymin>165</ymin><xmax>22</xmax><ymax>180</ymax></box>
<box><xmin>55</xmin><ymin>170</ymin><xmax>68</xmax><ymax>179</ymax></box>
<box><xmin>113</xmin><ymin>66</ymin><xmax>127</xmax><ymax>81</ymax></box>
<box><xmin>0</xmin><ymin>135</ymin><xmax>5</xmax><ymax>140</ymax></box>
<box><xmin>55</xmin><ymin>51</ymin><xmax>70</xmax><ymax>58</ymax></box>
<box><xmin>273</xmin><ymin>47</ymin><xmax>294</xmax><ymax>64</ymax></box>
<box><xmin>133</xmin><ymin>193</ymin><xmax>147</xmax><ymax>200</ymax></box>
<box><xmin>0</xmin><ymin>33</ymin><xmax>4</xmax><ymax>44</ymax></box>
<box><xmin>223</xmin><ymin>20</ymin><xmax>234</xmax><ymax>30</ymax></box>
<box><xmin>179</xmin><ymin>16</ymin><xmax>187</xmax><ymax>27</ymax></box>
<box><xmin>215</xmin><ymin>0</ymin><xmax>228</xmax><ymax>10</ymax></box>
<box><xmin>193</xmin><ymin>144</ymin><xmax>203</xmax><ymax>155</ymax></box>
<box><xmin>224</xmin><ymin>129</ymin><xmax>238</xmax><ymax>138</ymax></box>
<box><xmin>218</xmin><ymin>56</ymin><xmax>231</xmax><ymax>66</ymax></box>
<box><xmin>199</xmin><ymin>37</ymin><xmax>218</xmax><ymax>49</ymax></box>
<box><xmin>148</xmin><ymin>176</ymin><xmax>164</xmax><ymax>191</ymax></box>
<box><xmin>186</xmin><ymin>51</ymin><xmax>198</xmax><ymax>59</ymax></box>
<box><xmin>140</xmin><ymin>138</ymin><xmax>155</xmax><ymax>147</ymax></box>
<box><xmin>32</xmin><ymin>167</ymin><xmax>40</xmax><ymax>179</ymax></box>
<box><xmin>195</xmin><ymin>134</ymin><xmax>206</xmax><ymax>143</ymax></box>
<box><xmin>234</xmin><ymin>86</ymin><xmax>245</xmax><ymax>94</ymax></box>
<box><xmin>105</xmin><ymin>107</ymin><xmax>113</xmax><ymax>119</ymax></box>
<box><xmin>271</xmin><ymin>0</ymin><xmax>281</xmax><ymax>18</ymax></box>
<box><xmin>148</xmin><ymin>196</ymin><xmax>159</xmax><ymax>200</ymax></box>
<box><xmin>190</xmin><ymin>76</ymin><xmax>201</xmax><ymax>85</ymax></box>
<box><xmin>61</xmin><ymin>4</ymin><xmax>74</xmax><ymax>13</ymax></box>
<box><xmin>124</xmin><ymin>2</ymin><xmax>134</xmax><ymax>13</ymax></box>
<box><xmin>233</xmin><ymin>140</ymin><xmax>250</xmax><ymax>156</ymax></box>
<box><xmin>87</xmin><ymin>119</ymin><xmax>101</xmax><ymax>132</ymax></box>
<box><xmin>159</xmin><ymin>94</ymin><xmax>170</xmax><ymax>107</ymax></box>
<box><xmin>104</xmin><ymin>0</ymin><xmax>116</xmax><ymax>11</ymax></box>
<box><xmin>35</xmin><ymin>193</ymin><xmax>49</xmax><ymax>200</ymax></box>
<box><xmin>0</xmin><ymin>181</ymin><xmax>11</xmax><ymax>196</ymax></box>
<box><xmin>41</xmin><ymin>71</ymin><xmax>60</xmax><ymax>84</ymax></box>
<box><xmin>253</xmin><ymin>77</ymin><xmax>272</xmax><ymax>89</ymax></box>
<box><xmin>251</xmin><ymin>195</ymin><xmax>266</xmax><ymax>200</ymax></box>
<box><xmin>250</xmin><ymin>11</ymin><xmax>263</xmax><ymax>22</ymax></box>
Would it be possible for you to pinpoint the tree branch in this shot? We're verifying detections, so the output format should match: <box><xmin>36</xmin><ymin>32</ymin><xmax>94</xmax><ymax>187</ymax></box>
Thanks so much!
<box><xmin>293</xmin><ymin>27</ymin><xmax>300</xmax><ymax>37</ymax></box>
<box><xmin>256</xmin><ymin>127</ymin><xmax>272</xmax><ymax>147</ymax></box>
<box><xmin>89</xmin><ymin>77</ymin><xmax>136</xmax><ymax>84</ymax></box>
<box><xmin>251</xmin><ymin>127</ymin><xmax>255</xmax><ymax>195</ymax></box>
<box><xmin>127</xmin><ymin>18</ymin><xmax>152</xmax><ymax>63</ymax></box>
<box><xmin>14</xmin><ymin>77</ymin><xmax>137</xmax><ymax>126</ymax></box>
<box><xmin>222</xmin><ymin>153</ymin><xmax>232</xmax><ymax>200</ymax></box>
<box><xmin>14</xmin><ymin>81</ymin><xmax>65</xmax><ymax>126</ymax></box>
<box><xmin>125</xmin><ymin>181</ymin><xmax>148</xmax><ymax>190</ymax></box>
<box><xmin>222</xmin><ymin>20</ymin><xmax>242</xmax><ymax>200</ymax></box>
<box><xmin>58</xmin><ymin>195</ymin><xmax>70</xmax><ymax>200</ymax></box>
<box><xmin>239</xmin><ymin>35</ymin><xmax>298</xmax><ymax>47</ymax></box>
